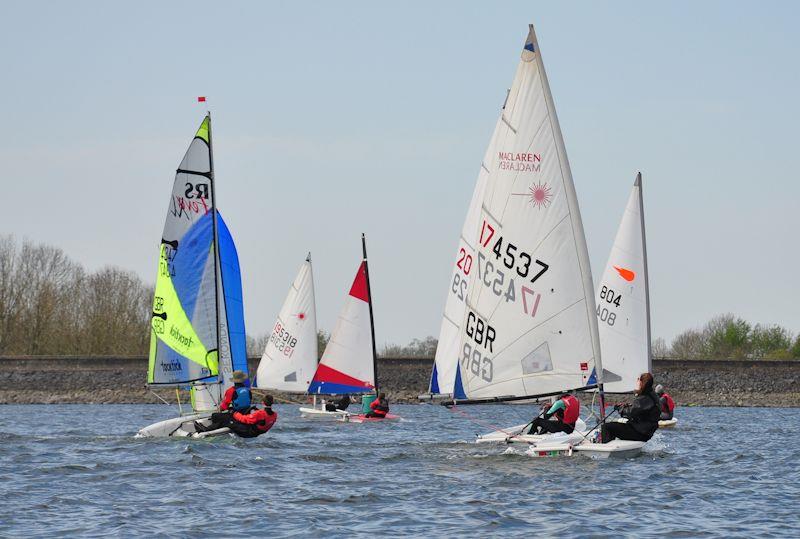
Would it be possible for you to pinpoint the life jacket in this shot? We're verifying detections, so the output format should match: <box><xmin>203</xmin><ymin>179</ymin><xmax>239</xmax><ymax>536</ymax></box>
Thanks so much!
<box><xmin>254</xmin><ymin>409</ymin><xmax>278</xmax><ymax>433</ymax></box>
<box><xmin>231</xmin><ymin>386</ymin><xmax>251</xmax><ymax>412</ymax></box>
<box><xmin>370</xmin><ymin>398</ymin><xmax>389</xmax><ymax>417</ymax></box>
<box><xmin>561</xmin><ymin>395</ymin><xmax>580</xmax><ymax>425</ymax></box>
<box><xmin>662</xmin><ymin>392</ymin><xmax>675</xmax><ymax>413</ymax></box>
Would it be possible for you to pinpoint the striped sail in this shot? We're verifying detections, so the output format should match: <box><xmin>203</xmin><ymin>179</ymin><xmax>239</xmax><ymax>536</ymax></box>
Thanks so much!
<box><xmin>255</xmin><ymin>255</ymin><xmax>319</xmax><ymax>392</ymax></box>
<box><xmin>147</xmin><ymin>116</ymin><xmax>247</xmax><ymax>411</ymax></box>
<box><xmin>596</xmin><ymin>173</ymin><xmax>651</xmax><ymax>393</ymax></box>
<box><xmin>431</xmin><ymin>25</ymin><xmax>603</xmax><ymax>402</ymax></box>
<box><xmin>308</xmin><ymin>260</ymin><xmax>375</xmax><ymax>394</ymax></box>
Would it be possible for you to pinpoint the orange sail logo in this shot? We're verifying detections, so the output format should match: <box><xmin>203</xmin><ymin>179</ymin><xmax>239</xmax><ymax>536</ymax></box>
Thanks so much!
<box><xmin>613</xmin><ymin>266</ymin><xmax>635</xmax><ymax>282</ymax></box>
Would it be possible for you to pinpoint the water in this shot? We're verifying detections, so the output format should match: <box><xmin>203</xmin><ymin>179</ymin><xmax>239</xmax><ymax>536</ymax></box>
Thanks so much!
<box><xmin>1</xmin><ymin>404</ymin><xmax>798</xmax><ymax>537</ymax></box>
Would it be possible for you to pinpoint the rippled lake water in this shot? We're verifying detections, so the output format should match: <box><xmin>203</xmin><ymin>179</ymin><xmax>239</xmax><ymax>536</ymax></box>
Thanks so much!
<box><xmin>1</xmin><ymin>404</ymin><xmax>798</xmax><ymax>537</ymax></box>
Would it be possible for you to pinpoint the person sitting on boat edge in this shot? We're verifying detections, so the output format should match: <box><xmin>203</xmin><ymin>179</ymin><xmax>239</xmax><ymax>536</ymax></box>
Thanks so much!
<box><xmin>655</xmin><ymin>384</ymin><xmax>675</xmax><ymax>421</ymax></box>
<box><xmin>228</xmin><ymin>395</ymin><xmax>278</xmax><ymax>438</ymax></box>
<box><xmin>196</xmin><ymin>395</ymin><xmax>278</xmax><ymax>438</ymax></box>
<box><xmin>365</xmin><ymin>393</ymin><xmax>389</xmax><ymax>418</ymax></box>
<box><xmin>527</xmin><ymin>392</ymin><xmax>580</xmax><ymax>435</ymax></box>
<box><xmin>325</xmin><ymin>394</ymin><xmax>352</xmax><ymax>412</ymax></box>
<box><xmin>601</xmin><ymin>372</ymin><xmax>660</xmax><ymax>443</ymax></box>
<box><xmin>220</xmin><ymin>370</ymin><xmax>252</xmax><ymax>413</ymax></box>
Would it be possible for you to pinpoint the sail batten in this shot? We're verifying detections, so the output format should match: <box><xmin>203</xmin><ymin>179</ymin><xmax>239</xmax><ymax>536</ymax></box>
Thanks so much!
<box><xmin>430</xmin><ymin>24</ymin><xmax>601</xmax><ymax>401</ymax></box>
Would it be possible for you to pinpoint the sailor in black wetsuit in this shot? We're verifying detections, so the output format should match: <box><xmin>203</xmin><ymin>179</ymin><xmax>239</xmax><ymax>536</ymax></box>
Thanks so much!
<box><xmin>325</xmin><ymin>394</ymin><xmax>352</xmax><ymax>412</ymax></box>
<box><xmin>601</xmin><ymin>372</ymin><xmax>660</xmax><ymax>443</ymax></box>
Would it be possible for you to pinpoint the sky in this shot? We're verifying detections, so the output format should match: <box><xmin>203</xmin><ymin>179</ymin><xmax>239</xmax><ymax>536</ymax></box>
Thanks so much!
<box><xmin>1</xmin><ymin>1</ymin><xmax>799</xmax><ymax>348</ymax></box>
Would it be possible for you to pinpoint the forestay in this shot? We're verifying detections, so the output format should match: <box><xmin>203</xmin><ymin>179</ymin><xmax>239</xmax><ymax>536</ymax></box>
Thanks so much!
<box><xmin>430</xmin><ymin>25</ymin><xmax>603</xmax><ymax>402</ymax></box>
<box><xmin>308</xmin><ymin>260</ymin><xmax>376</xmax><ymax>394</ymax></box>
<box><xmin>595</xmin><ymin>173</ymin><xmax>651</xmax><ymax>393</ymax></box>
<box><xmin>255</xmin><ymin>255</ymin><xmax>319</xmax><ymax>392</ymax></box>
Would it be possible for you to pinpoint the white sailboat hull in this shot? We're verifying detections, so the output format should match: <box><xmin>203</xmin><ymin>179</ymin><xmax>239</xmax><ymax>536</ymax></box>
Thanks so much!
<box><xmin>298</xmin><ymin>406</ymin><xmax>350</xmax><ymax>420</ymax></box>
<box><xmin>476</xmin><ymin>419</ymin><xmax>588</xmax><ymax>445</ymax></box>
<box><xmin>659</xmin><ymin>418</ymin><xmax>678</xmax><ymax>428</ymax></box>
<box><xmin>135</xmin><ymin>413</ymin><xmax>231</xmax><ymax>439</ymax></box>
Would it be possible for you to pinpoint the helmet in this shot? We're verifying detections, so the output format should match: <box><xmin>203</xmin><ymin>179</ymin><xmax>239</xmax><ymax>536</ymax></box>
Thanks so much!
<box><xmin>655</xmin><ymin>384</ymin><xmax>664</xmax><ymax>394</ymax></box>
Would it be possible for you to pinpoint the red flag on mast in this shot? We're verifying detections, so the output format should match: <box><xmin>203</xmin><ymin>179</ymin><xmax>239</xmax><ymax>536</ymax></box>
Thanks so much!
<box><xmin>197</xmin><ymin>96</ymin><xmax>206</xmax><ymax>102</ymax></box>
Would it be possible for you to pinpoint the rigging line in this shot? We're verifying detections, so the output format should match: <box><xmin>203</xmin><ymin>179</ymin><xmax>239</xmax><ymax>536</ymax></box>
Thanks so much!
<box><xmin>447</xmin><ymin>404</ymin><xmax>540</xmax><ymax>445</ymax></box>
<box><xmin>149</xmin><ymin>389</ymin><xmax>173</xmax><ymax>407</ymax></box>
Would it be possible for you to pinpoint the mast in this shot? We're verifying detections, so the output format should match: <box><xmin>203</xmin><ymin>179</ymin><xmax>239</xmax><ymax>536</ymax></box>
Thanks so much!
<box><xmin>528</xmin><ymin>24</ymin><xmax>605</xmax><ymax>418</ymax></box>
<box><xmin>637</xmin><ymin>172</ymin><xmax>653</xmax><ymax>370</ymax></box>
<box><xmin>307</xmin><ymin>251</ymin><xmax>320</xmax><ymax>366</ymax></box>
<box><xmin>361</xmin><ymin>233</ymin><xmax>379</xmax><ymax>395</ymax></box>
<box><xmin>206</xmin><ymin>112</ymin><xmax>223</xmax><ymax>394</ymax></box>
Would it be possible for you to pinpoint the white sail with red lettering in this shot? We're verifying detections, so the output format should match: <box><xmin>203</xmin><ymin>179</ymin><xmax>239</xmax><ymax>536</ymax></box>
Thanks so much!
<box><xmin>596</xmin><ymin>173</ymin><xmax>651</xmax><ymax>393</ymax></box>
<box><xmin>431</xmin><ymin>24</ymin><xmax>603</xmax><ymax>402</ymax></box>
<box><xmin>255</xmin><ymin>255</ymin><xmax>319</xmax><ymax>393</ymax></box>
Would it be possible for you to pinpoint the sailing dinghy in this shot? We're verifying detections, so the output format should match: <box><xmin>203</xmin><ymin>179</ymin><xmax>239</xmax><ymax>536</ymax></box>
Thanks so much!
<box><xmin>596</xmin><ymin>176</ymin><xmax>676</xmax><ymax>428</ymax></box>
<box><xmin>136</xmin><ymin>115</ymin><xmax>250</xmax><ymax>439</ymax></box>
<box><xmin>299</xmin><ymin>235</ymin><xmax>399</xmax><ymax>422</ymax></box>
<box><xmin>254</xmin><ymin>254</ymin><xmax>319</xmax><ymax>397</ymax></box>
<box><xmin>425</xmin><ymin>24</ymin><xmax>644</xmax><ymax>457</ymax></box>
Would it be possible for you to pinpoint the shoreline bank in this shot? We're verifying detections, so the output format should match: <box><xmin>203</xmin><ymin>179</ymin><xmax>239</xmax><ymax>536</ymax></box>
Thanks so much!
<box><xmin>1</xmin><ymin>356</ymin><xmax>798</xmax><ymax>407</ymax></box>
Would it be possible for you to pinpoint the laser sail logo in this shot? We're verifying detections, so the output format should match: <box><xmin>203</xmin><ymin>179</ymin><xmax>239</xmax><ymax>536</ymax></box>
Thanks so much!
<box><xmin>498</xmin><ymin>152</ymin><xmax>541</xmax><ymax>173</ymax></box>
<box><xmin>512</xmin><ymin>181</ymin><xmax>552</xmax><ymax>209</ymax></box>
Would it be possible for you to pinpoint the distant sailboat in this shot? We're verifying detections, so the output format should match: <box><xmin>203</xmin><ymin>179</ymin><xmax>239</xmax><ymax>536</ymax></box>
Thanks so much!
<box><xmin>427</xmin><ymin>24</ymin><xmax>643</xmax><ymax>457</ymax></box>
<box><xmin>299</xmin><ymin>235</ymin><xmax>398</xmax><ymax>421</ymax></box>
<box><xmin>137</xmin><ymin>114</ymin><xmax>249</xmax><ymax>438</ymax></box>
<box><xmin>597</xmin><ymin>173</ymin><xmax>676</xmax><ymax>427</ymax></box>
<box><xmin>254</xmin><ymin>254</ymin><xmax>319</xmax><ymax>394</ymax></box>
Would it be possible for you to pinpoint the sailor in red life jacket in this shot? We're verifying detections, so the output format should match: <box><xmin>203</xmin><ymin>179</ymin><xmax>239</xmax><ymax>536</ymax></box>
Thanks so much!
<box><xmin>220</xmin><ymin>370</ymin><xmax>252</xmax><ymax>413</ymax></box>
<box><xmin>227</xmin><ymin>395</ymin><xmax>278</xmax><ymax>438</ymax></box>
<box><xmin>655</xmin><ymin>384</ymin><xmax>675</xmax><ymax>420</ymax></box>
<box><xmin>365</xmin><ymin>393</ymin><xmax>389</xmax><ymax>418</ymax></box>
<box><xmin>527</xmin><ymin>393</ymin><xmax>581</xmax><ymax>435</ymax></box>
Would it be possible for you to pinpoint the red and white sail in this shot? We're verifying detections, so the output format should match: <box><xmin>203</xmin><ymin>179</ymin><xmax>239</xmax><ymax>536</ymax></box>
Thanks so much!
<box><xmin>308</xmin><ymin>261</ymin><xmax>375</xmax><ymax>394</ymax></box>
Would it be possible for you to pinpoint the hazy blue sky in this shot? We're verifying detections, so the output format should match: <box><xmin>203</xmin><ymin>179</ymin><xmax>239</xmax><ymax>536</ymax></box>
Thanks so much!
<box><xmin>2</xmin><ymin>1</ymin><xmax>798</xmax><ymax>348</ymax></box>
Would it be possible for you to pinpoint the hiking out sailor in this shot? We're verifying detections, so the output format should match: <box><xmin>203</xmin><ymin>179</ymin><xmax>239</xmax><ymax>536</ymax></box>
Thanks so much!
<box><xmin>325</xmin><ymin>394</ymin><xmax>352</xmax><ymax>412</ymax></box>
<box><xmin>220</xmin><ymin>370</ymin><xmax>252</xmax><ymax>413</ymax></box>
<box><xmin>365</xmin><ymin>393</ymin><xmax>389</xmax><ymax>418</ymax></box>
<box><xmin>655</xmin><ymin>384</ymin><xmax>675</xmax><ymax>420</ymax></box>
<box><xmin>527</xmin><ymin>392</ymin><xmax>581</xmax><ymax>435</ymax></box>
<box><xmin>601</xmin><ymin>372</ymin><xmax>660</xmax><ymax>443</ymax></box>
<box><xmin>197</xmin><ymin>395</ymin><xmax>278</xmax><ymax>438</ymax></box>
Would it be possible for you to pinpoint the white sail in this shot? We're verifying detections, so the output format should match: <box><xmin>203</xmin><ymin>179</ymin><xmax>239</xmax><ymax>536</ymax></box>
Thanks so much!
<box><xmin>434</xmin><ymin>25</ymin><xmax>602</xmax><ymax>401</ymax></box>
<box><xmin>596</xmin><ymin>173</ymin><xmax>651</xmax><ymax>393</ymax></box>
<box><xmin>255</xmin><ymin>255</ymin><xmax>319</xmax><ymax>392</ymax></box>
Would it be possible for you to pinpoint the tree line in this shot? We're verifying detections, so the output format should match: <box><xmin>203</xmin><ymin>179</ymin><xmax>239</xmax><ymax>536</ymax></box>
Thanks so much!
<box><xmin>0</xmin><ymin>236</ymin><xmax>152</xmax><ymax>355</ymax></box>
<box><xmin>3</xmin><ymin>236</ymin><xmax>799</xmax><ymax>360</ymax></box>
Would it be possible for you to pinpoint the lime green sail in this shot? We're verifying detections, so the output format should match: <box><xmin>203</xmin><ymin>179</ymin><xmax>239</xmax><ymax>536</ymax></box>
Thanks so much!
<box><xmin>148</xmin><ymin>244</ymin><xmax>219</xmax><ymax>383</ymax></box>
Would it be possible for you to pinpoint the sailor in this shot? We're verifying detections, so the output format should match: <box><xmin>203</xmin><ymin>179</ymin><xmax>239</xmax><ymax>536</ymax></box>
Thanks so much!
<box><xmin>220</xmin><ymin>370</ymin><xmax>252</xmax><ymax>413</ymax></box>
<box><xmin>228</xmin><ymin>395</ymin><xmax>278</xmax><ymax>438</ymax></box>
<box><xmin>197</xmin><ymin>395</ymin><xmax>277</xmax><ymax>438</ymax></box>
<box><xmin>601</xmin><ymin>372</ymin><xmax>660</xmax><ymax>443</ymax></box>
<box><xmin>655</xmin><ymin>384</ymin><xmax>675</xmax><ymax>420</ymax></box>
<box><xmin>325</xmin><ymin>394</ymin><xmax>352</xmax><ymax>412</ymax></box>
<box><xmin>365</xmin><ymin>393</ymin><xmax>389</xmax><ymax>418</ymax></box>
<box><xmin>527</xmin><ymin>392</ymin><xmax>581</xmax><ymax>435</ymax></box>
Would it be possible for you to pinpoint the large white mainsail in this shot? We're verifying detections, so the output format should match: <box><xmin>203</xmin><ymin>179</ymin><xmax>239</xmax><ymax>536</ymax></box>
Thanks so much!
<box><xmin>596</xmin><ymin>172</ymin><xmax>651</xmax><ymax>393</ymax></box>
<box><xmin>431</xmin><ymin>24</ymin><xmax>603</xmax><ymax>403</ymax></box>
<box><xmin>255</xmin><ymin>255</ymin><xmax>319</xmax><ymax>392</ymax></box>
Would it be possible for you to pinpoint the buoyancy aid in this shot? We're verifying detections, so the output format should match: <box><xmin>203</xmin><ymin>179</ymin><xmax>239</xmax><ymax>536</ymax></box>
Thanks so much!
<box><xmin>370</xmin><ymin>398</ymin><xmax>389</xmax><ymax>417</ymax></box>
<box><xmin>561</xmin><ymin>395</ymin><xmax>580</xmax><ymax>425</ymax></box>
<box><xmin>662</xmin><ymin>392</ymin><xmax>675</xmax><ymax>413</ymax></box>
<box><xmin>231</xmin><ymin>386</ymin><xmax>252</xmax><ymax>412</ymax></box>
